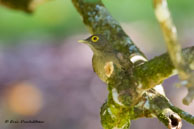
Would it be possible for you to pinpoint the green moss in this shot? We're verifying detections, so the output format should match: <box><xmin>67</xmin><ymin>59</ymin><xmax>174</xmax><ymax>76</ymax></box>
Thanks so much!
<box><xmin>100</xmin><ymin>93</ymin><xmax>132</xmax><ymax>129</ymax></box>
<box><xmin>133</xmin><ymin>53</ymin><xmax>175</xmax><ymax>89</ymax></box>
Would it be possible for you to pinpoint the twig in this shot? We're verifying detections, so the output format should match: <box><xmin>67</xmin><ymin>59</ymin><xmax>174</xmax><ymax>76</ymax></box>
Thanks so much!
<box><xmin>134</xmin><ymin>89</ymin><xmax>183</xmax><ymax>129</ymax></box>
<box><xmin>153</xmin><ymin>0</ymin><xmax>194</xmax><ymax>105</ymax></box>
<box><xmin>170</xmin><ymin>105</ymin><xmax>194</xmax><ymax>125</ymax></box>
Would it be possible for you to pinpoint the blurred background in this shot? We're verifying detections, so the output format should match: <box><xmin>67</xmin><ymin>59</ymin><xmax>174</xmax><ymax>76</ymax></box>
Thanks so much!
<box><xmin>0</xmin><ymin>0</ymin><xmax>193</xmax><ymax>129</ymax></box>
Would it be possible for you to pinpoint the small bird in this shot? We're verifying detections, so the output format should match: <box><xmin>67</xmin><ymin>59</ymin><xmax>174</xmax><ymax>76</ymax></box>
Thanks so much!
<box><xmin>79</xmin><ymin>34</ymin><xmax>124</xmax><ymax>82</ymax></box>
<box><xmin>78</xmin><ymin>34</ymin><xmax>166</xmax><ymax>108</ymax></box>
<box><xmin>78</xmin><ymin>34</ymin><xmax>148</xmax><ymax>107</ymax></box>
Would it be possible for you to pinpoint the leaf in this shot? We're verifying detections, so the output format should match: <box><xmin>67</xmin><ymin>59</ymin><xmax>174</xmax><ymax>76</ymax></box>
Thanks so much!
<box><xmin>0</xmin><ymin>0</ymin><xmax>48</xmax><ymax>13</ymax></box>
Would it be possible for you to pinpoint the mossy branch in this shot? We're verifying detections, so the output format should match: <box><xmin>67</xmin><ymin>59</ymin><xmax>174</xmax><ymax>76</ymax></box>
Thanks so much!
<box><xmin>134</xmin><ymin>46</ymin><xmax>194</xmax><ymax>90</ymax></box>
<box><xmin>170</xmin><ymin>105</ymin><xmax>194</xmax><ymax>124</ymax></box>
<box><xmin>134</xmin><ymin>89</ymin><xmax>193</xmax><ymax>128</ymax></box>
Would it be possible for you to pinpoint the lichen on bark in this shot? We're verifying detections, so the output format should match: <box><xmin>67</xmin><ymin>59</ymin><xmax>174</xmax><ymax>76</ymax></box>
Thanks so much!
<box><xmin>134</xmin><ymin>47</ymin><xmax>194</xmax><ymax>90</ymax></box>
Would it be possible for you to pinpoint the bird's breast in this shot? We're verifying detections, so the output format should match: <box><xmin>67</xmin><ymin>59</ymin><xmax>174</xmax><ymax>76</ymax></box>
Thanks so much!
<box><xmin>92</xmin><ymin>54</ymin><xmax>121</xmax><ymax>82</ymax></box>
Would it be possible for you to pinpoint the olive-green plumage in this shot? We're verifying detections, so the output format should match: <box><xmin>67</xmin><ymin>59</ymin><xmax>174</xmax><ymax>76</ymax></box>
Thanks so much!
<box><xmin>79</xmin><ymin>34</ymin><xmax>130</xmax><ymax>82</ymax></box>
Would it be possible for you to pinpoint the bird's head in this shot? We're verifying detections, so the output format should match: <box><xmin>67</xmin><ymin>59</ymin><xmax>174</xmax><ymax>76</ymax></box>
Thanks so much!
<box><xmin>78</xmin><ymin>34</ymin><xmax>109</xmax><ymax>53</ymax></box>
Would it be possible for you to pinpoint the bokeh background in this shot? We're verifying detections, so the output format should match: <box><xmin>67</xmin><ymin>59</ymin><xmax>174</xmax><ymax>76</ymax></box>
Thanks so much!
<box><xmin>0</xmin><ymin>0</ymin><xmax>193</xmax><ymax>129</ymax></box>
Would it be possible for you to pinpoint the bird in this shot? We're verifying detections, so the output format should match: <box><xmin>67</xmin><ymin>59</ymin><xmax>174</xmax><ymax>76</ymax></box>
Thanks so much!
<box><xmin>79</xmin><ymin>34</ymin><xmax>126</xmax><ymax>82</ymax></box>
<box><xmin>79</xmin><ymin>34</ymin><xmax>166</xmax><ymax>107</ymax></box>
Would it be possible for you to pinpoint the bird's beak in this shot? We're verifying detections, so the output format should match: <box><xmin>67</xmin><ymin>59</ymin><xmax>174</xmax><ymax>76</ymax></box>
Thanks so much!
<box><xmin>78</xmin><ymin>40</ymin><xmax>87</xmax><ymax>44</ymax></box>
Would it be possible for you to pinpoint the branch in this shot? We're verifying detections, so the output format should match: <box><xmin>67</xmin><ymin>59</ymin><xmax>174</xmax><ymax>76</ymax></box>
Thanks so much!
<box><xmin>133</xmin><ymin>89</ymin><xmax>193</xmax><ymax>129</ymax></box>
<box><xmin>134</xmin><ymin>46</ymin><xmax>194</xmax><ymax>90</ymax></box>
<box><xmin>153</xmin><ymin>0</ymin><xmax>194</xmax><ymax>105</ymax></box>
<box><xmin>103</xmin><ymin>61</ymin><xmax>192</xmax><ymax>129</ymax></box>
<box><xmin>147</xmin><ymin>91</ymin><xmax>182</xmax><ymax>129</ymax></box>
<box><xmin>100</xmin><ymin>93</ymin><xmax>131</xmax><ymax>129</ymax></box>
<box><xmin>170</xmin><ymin>105</ymin><xmax>194</xmax><ymax>124</ymax></box>
<box><xmin>133</xmin><ymin>90</ymin><xmax>194</xmax><ymax>128</ymax></box>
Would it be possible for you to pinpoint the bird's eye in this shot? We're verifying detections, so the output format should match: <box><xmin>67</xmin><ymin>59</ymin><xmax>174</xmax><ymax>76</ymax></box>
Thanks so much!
<box><xmin>91</xmin><ymin>36</ymin><xmax>99</xmax><ymax>43</ymax></box>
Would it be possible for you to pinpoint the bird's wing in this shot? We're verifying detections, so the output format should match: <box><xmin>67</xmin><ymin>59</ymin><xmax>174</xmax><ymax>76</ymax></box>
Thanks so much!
<box><xmin>92</xmin><ymin>55</ymin><xmax>97</xmax><ymax>73</ymax></box>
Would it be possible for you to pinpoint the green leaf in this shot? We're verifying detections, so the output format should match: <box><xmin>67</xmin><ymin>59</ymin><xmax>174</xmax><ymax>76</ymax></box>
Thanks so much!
<box><xmin>0</xmin><ymin>0</ymin><xmax>47</xmax><ymax>13</ymax></box>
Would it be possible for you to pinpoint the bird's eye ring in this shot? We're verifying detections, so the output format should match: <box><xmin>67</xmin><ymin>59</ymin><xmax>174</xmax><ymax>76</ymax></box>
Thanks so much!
<box><xmin>91</xmin><ymin>36</ymin><xmax>99</xmax><ymax>43</ymax></box>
